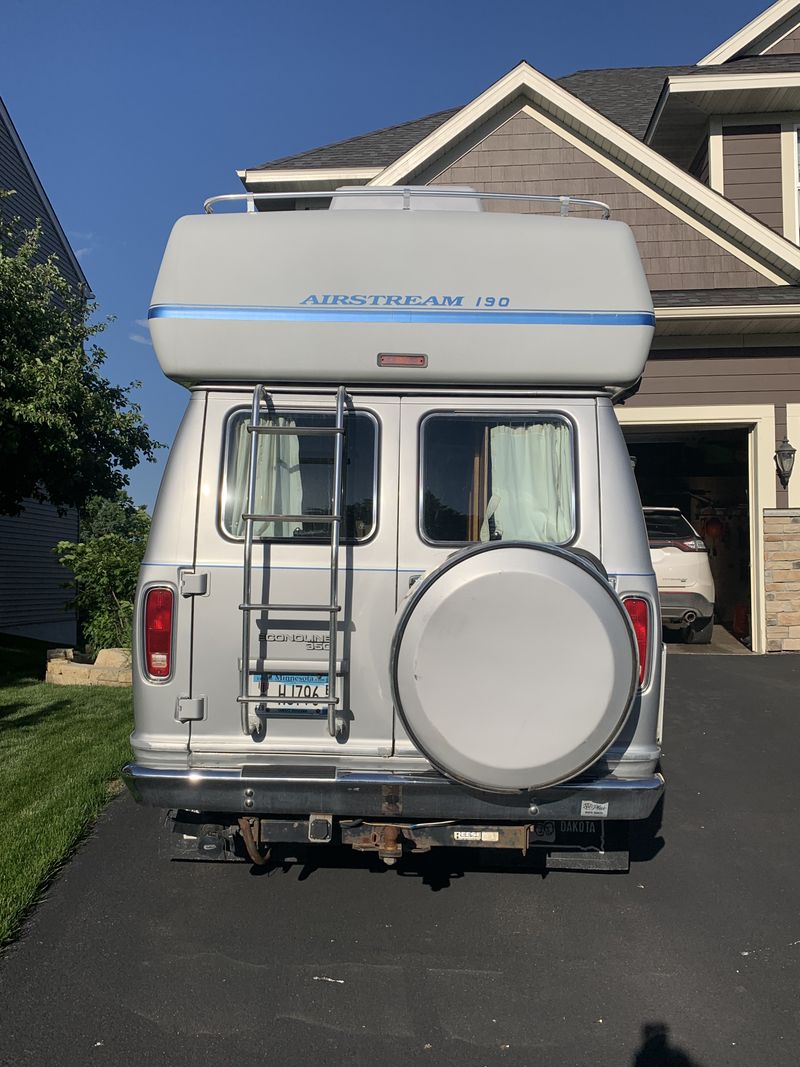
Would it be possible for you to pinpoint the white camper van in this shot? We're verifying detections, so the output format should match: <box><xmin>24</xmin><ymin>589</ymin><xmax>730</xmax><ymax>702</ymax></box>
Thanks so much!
<box><xmin>124</xmin><ymin>187</ymin><xmax>665</xmax><ymax>872</ymax></box>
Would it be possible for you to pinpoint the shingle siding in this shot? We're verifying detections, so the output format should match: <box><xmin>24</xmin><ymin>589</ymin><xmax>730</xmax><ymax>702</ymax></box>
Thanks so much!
<box><xmin>761</xmin><ymin>24</ymin><xmax>800</xmax><ymax>56</ymax></box>
<box><xmin>722</xmin><ymin>124</ymin><xmax>783</xmax><ymax>234</ymax></box>
<box><xmin>426</xmin><ymin>110</ymin><xmax>766</xmax><ymax>290</ymax></box>
<box><xmin>689</xmin><ymin>138</ymin><xmax>709</xmax><ymax>186</ymax></box>
<box><xmin>630</xmin><ymin>353</ymin><xmax>800</xmax><ymax>408</ymax></box>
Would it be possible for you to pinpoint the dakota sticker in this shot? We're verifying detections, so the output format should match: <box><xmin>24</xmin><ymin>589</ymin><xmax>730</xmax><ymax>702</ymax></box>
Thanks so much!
<box><xmin>580</xmin><ymin>800</ymin><xmax>609</xmax><ymax>818</ymax></box>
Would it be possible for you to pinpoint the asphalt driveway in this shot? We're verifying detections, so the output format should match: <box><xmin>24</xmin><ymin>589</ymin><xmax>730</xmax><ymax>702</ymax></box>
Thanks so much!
<box><xmin>1</xmin><ymin>655</ymin><xmax>799</xmax><ymax>1066</ymax></box>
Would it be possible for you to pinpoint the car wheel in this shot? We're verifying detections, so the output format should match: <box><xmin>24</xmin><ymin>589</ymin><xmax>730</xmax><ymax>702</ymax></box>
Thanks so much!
<box><xmin>686</xmin><ymin>617</ymin><xmax>714</xmax><ymax>645</ymax></box>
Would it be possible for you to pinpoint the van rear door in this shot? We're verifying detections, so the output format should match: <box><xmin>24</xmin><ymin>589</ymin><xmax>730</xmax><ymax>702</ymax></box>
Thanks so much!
<box><xmin>187</xmin><ymin>391</ymin><xmax>400</xmax><ymax>761</ymax></box>
<box><xmin>394</xmin><ymin>395</ymin><xmax>601</xmax><ymax>756</ymax></box>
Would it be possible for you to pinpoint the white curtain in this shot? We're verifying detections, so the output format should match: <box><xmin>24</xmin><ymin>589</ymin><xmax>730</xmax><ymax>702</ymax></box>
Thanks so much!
<box><xmin>479</xmin><ymin>422</ymin><xmax>572</xmax><ymax>543</ymax></box>
<box><xmin>228</xmin><ymin>417</ymin><xmax>304</xmax><ymax>538</ymax></box>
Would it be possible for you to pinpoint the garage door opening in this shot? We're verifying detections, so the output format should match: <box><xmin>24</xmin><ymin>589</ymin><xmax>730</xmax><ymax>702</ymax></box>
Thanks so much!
<box><xmin>624</xmin><ymin>427</ymin><xmax>752</xmax><ymax>651</ymax></box>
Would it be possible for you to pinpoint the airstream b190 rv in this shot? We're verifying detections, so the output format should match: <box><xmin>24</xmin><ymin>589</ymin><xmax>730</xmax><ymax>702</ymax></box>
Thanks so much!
<box><xmin>123</xmin><ymin>186</ymin><xmax>665</xmax><ymax>872</ymax></box>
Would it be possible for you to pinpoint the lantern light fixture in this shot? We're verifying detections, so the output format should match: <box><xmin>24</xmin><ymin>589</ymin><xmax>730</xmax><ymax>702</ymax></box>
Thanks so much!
<box><xmin>775</xmin><ymin>436</ymin><xmax>796</xmax><ymax>490</ymax></box>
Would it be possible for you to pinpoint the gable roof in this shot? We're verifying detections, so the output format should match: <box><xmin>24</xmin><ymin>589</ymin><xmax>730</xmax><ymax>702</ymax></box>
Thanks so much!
<box><xmin>248</xmin><ymin>67</ymin><xmax>684</xmax><ymax>174</ymax></box>
<box><xmin>0</xmin><ymin>96</ymin><xmax>89</xmax><ymax>296</ymax></box>
<box><xmin>698</xmin><ymin>0</ymin><xmax>800</xmax><ymax>66</ymax></box>
<box><xmin>366</xmin><ymin>61</ymin><xmax>800</xmax><ymax>286</ymax></box>
<box><xmin>248</xmin><ymin>52</ymin><xmax>800</xmax><ymax>177</ymax></box>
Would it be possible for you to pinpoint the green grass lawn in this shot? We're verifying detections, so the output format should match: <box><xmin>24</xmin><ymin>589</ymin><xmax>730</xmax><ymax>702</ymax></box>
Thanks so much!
<box><xmin>0</xmin><ymin>634</ymin><xmax>133</xmax><ymax>947</ymax></box>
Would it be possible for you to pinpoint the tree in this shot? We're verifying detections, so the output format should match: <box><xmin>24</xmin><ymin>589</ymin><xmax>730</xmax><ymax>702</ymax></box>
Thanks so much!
<box><xmin>55</xmin><ymin>492</ymin><xmax>150</xmax><ymax>652</ymax></box>
<box><xmin>0</xmin><ymin>190</ymin><xmax>160</xmax><ymax>516</ymax></box>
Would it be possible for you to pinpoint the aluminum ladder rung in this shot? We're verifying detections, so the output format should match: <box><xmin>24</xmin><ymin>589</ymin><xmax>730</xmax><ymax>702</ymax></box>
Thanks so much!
<box><xmin>246</xmin><ymin>424</ymin><xmax>344</xmax><ymax>437</ymax></box>
<box><xmin>240</xmin><ymin>603</ymin><xmax>340</xmax><ymax>613</ymax></box>
<box><xmin>242</xmin><ymin>513</ymin><xmax>340</xmax><ymax>524</ymax></box>
<box><xmin>238</xmin><ymin>695</ymin><xmax>339</xmax><ymax>706</ymax></box>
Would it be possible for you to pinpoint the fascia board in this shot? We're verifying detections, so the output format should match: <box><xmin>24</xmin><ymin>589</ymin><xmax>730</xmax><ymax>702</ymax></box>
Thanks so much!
<box><xmin>243</xmin><ymin>167</ymin><xmax>381</xmax><ymax>187</ymax></box>
<box><xmin>644</xmin><ymin>81</ymin><xmax>672</xmax><ymax>145</ymax></box>
<box><xmin>697</xmin><ymin>0</ymin><xmax>800</xmax><ymax>65</ymax></box>
<box><xmin>646</xmin><ymin>74</ymin><xmax>800</xmax><ymax>144</ymax></box>
<box><xmin>371</xmin><ymin>64</ymin><xmax>531</xmax><ymax>188</ymax></box>
<box><xmin>656</xmin><ymin>304</ymin><xmax>800</xmax><ymax>320</ymax></box>
<box><xmin>373</xmin><ymin>62</ymin><xmax>800</xmax><ymax>283</ymax></box>
<box><xmin>668</xmin><ymin>71</ymin><xmax>800</xmax><ymax>93</ymax></box>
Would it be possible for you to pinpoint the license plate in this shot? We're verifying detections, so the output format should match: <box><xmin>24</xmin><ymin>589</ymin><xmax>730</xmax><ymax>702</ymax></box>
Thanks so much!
<box><xmin>249</xmin><ymin>672</ymin><xmax>329</xmax><ymax>717</ymax></box>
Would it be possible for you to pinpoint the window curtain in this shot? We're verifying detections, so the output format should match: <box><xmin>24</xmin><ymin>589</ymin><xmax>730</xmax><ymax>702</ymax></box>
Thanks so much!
<box><xmin>479</xmin><ymin>423</ymin><xmax>572</xmax><ymax>543</ymax></box>
<box><xmin>228</xmin><ymin>417</ymin><xmax>303</xmax><ymax>538</ymax></box>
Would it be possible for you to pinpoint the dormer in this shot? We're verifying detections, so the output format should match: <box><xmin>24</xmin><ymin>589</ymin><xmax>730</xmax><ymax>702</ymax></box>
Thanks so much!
<box><xmin>646</xmin><ymin>2</ymin><xmax>800</xmax><ymax>241</ymax></box>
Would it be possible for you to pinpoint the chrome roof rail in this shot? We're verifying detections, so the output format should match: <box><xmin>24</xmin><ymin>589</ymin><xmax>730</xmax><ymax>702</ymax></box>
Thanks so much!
<box><xmin>203</xmin><ymin>187</ymin><xmax>612</xmax><ymax>219</ymax></box>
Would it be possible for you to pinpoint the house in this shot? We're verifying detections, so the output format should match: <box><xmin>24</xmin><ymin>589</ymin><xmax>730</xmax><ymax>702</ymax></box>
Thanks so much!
<box><xmin>236</xmin><ymin>0</ymin><xmax>800</xmax><ymax>653</ymax></box>
<box><xmin>0</xmin><ymin>96</ymin><xmax>89</xmax><ymax>644</ymax></box>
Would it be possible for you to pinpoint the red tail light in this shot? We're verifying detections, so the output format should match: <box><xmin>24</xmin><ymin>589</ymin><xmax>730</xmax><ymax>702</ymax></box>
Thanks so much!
<box><xmin>623</xmin><ymin>597</ymin><xmax>649</xmax><ymax>686</ymax></box>
<box><xmin>144</xmin><ymin>587</ymin><xmax>173</xmax><ymax>679</ymax></box>
<box><xmin>649</xmin><ymin>537</ymin><xmax>706</xmax><ymax>553</ymax></box>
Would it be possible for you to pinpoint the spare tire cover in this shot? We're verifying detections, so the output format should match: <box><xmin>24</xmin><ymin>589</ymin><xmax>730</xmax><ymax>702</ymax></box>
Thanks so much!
<box><xmin>390</xmin><ymin>542</ymin><xmax>638</xmax><ymax>792</ymax></box>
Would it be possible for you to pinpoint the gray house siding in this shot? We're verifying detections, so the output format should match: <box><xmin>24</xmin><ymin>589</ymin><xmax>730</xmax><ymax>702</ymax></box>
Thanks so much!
<box><xmin>1</xmin><ymin>98</ymin><xmax>87</xmax><ymax>644</ymax></box>
<box><xmin>689</xmin><ymin>137</ymin><xmax>709</xmax><ymax>186</ymax></box>
<box><xmin>0</xmin><ymin>99</ymin><xmax>84</xmax><ymax>292</ymax></box>
<box><xmin>0</xmin><ymin>501</ymin><xmax>78</xmax><ymax>645</ymax></box>
<box><xmin>722</xmin><ymin>124</ymin><xmax>783</xmax><ymax>234</ymax></box>
<box><xmin>762</xmin><ymin>24</ymin><xmax>800</xmax><ymax>55</ymax></box>
<box><xmin>426</xmin><ymin>109</ymin><xmax>768</xmax><ymax>290</ymax></box>
<box><xmin>630</xmin><ymin>352</ymin><xmax>800</xmax><ymax>407</ymax></box>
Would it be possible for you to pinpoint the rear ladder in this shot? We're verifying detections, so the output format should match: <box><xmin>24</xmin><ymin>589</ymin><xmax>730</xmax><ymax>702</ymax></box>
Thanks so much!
<box><xmin>237</xmin><ymin>384</ymin><xmax>347</xmax><ymax>738</ymax></box>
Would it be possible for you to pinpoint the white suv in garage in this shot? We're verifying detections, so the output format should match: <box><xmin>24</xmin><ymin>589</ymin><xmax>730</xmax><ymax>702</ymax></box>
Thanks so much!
<box><xmin>644</xmin><ymin>508</ymin><xmax>716</xmax><ymax>644</ymax></box>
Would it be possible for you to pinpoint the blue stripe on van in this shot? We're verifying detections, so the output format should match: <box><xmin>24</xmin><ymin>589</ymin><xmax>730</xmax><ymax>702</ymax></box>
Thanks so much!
<box><xmin>148</xmin><ymin>304</ymin><xmax>655</xmax><ymax>327</ymax></box>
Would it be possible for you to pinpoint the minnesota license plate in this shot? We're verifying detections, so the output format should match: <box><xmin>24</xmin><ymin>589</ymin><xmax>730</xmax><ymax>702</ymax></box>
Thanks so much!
<box><xmin>249</xmin><ymin>672</ymin><xmax>329</xmax><ymax>717</ymax></box>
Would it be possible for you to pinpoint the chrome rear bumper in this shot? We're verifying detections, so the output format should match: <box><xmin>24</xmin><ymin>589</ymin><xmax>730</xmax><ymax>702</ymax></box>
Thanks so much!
<box><xmin>122</xmin><ymin>763</ymin><xmax>664</xmax><ymax>822</ymax></box>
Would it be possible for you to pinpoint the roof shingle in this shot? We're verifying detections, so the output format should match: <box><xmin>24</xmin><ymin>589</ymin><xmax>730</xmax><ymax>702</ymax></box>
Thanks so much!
<box><xmin>247</xmin><ymin>53</ymin><xmax>800</xmax><ymax>172</ymax></box>
<box><xmin>250</xmin><ymin>107</ymin><xmax>461</xmax><ymax>171</ymax></box>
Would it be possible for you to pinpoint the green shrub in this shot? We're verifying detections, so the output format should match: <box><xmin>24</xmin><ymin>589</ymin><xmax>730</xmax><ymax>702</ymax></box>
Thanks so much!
<box><xmin>55</xmin><ymin>493</ymin><xmax>150</xmax><ymax>652</ymax></box>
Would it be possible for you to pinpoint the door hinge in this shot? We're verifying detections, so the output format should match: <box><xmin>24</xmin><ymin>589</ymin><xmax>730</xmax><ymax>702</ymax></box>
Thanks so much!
<box><xmin>180</xmin><ymin>570</ymin><xmax>209</xmax><ymax>597</ymax></box>
<box><xmin>176</xmin><ymin>696</ymin><xmax>206</xmax><ymax>722</ymax></box>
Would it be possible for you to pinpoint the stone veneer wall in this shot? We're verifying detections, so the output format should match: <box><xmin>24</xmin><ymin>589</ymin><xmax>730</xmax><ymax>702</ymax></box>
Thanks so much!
<box><xmin>765</xmin><ymin>509</ymin><xmax>800</xmax><ymax>652</ymax></box>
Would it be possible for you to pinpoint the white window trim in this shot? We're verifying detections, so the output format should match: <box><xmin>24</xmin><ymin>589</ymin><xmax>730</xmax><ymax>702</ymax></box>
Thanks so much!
<box><xmin>787</xmin><ymin>404</ymin><xmax>800</xmax><ymax>508</ymax></box>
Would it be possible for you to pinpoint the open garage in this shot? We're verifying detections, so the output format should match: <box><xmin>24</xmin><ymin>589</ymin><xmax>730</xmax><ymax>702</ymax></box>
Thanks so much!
<box><xmin>623</xmin><ymin>425</ymin><xmax>752</xmax><ymax>650</ymax></box>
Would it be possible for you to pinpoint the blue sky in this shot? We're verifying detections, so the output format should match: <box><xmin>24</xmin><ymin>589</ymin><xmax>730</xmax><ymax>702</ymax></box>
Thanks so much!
<box><xmin>3</xmin><ymin>0</ymin><xmax>768</xmax><ymax>507</ymax></box>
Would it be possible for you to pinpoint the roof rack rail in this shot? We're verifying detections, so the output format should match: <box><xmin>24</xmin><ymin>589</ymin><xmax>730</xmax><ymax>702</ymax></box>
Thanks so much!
<box><xmin>203</xmin><ymin>187</ymin><xmax>612</xmax><ymax>219</ymax></box>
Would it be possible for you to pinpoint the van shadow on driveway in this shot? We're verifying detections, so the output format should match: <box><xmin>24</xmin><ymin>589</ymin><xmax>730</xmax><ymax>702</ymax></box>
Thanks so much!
<box><xmin>0</xmin><ymin>654</ymin><xmax>798</xmax><ymax>1066</ymax></box>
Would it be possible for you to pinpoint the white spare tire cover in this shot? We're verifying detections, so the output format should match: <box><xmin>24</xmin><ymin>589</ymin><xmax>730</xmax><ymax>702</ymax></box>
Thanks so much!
<box><xmin>390</xmin><ymin>543</ymin><xmax>638</xmax><ymax>792</ymax></box>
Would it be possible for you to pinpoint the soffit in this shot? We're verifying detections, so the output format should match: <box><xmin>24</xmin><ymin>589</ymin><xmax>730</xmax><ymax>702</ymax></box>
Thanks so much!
<box><xmin>647</xmin><ymin>66</ymin><xmax>800</xmax><ymax>167</ymax></box>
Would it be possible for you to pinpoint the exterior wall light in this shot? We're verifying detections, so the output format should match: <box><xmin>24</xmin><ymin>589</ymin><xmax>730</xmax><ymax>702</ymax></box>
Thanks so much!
<box><xmin>775</xmin><ymin>436</ymin><xmax>796</xmax><ymax>489</ymax></box>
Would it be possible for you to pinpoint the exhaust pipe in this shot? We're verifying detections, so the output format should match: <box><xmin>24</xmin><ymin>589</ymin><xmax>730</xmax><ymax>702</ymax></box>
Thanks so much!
<box><xmin>683</xmin><ymin>610</ymin><xmax>698</xmax><ymax>625</ymax></box>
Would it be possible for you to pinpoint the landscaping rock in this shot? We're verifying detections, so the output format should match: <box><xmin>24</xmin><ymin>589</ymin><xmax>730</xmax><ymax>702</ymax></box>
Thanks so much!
<box><xmin>94</xmin><ymin>648</ymin><xmax>132</xmax><ymax>670</ymax></box>
<box><xmin>46</xmin><ymin>648</ymin><xmax>132</xmax><ymax>687</ymax></box>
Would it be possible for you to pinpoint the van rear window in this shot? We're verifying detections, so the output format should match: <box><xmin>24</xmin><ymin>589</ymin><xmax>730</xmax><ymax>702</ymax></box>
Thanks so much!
<box><xmin>222</xmin><ymin>410</ymin><xmax>377</xmax><ymax>542</ymax></box>
<box><xmin>420</xmin><ymin>414</ymin><xmax>575</xmax><ymax>545</ymax></box>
